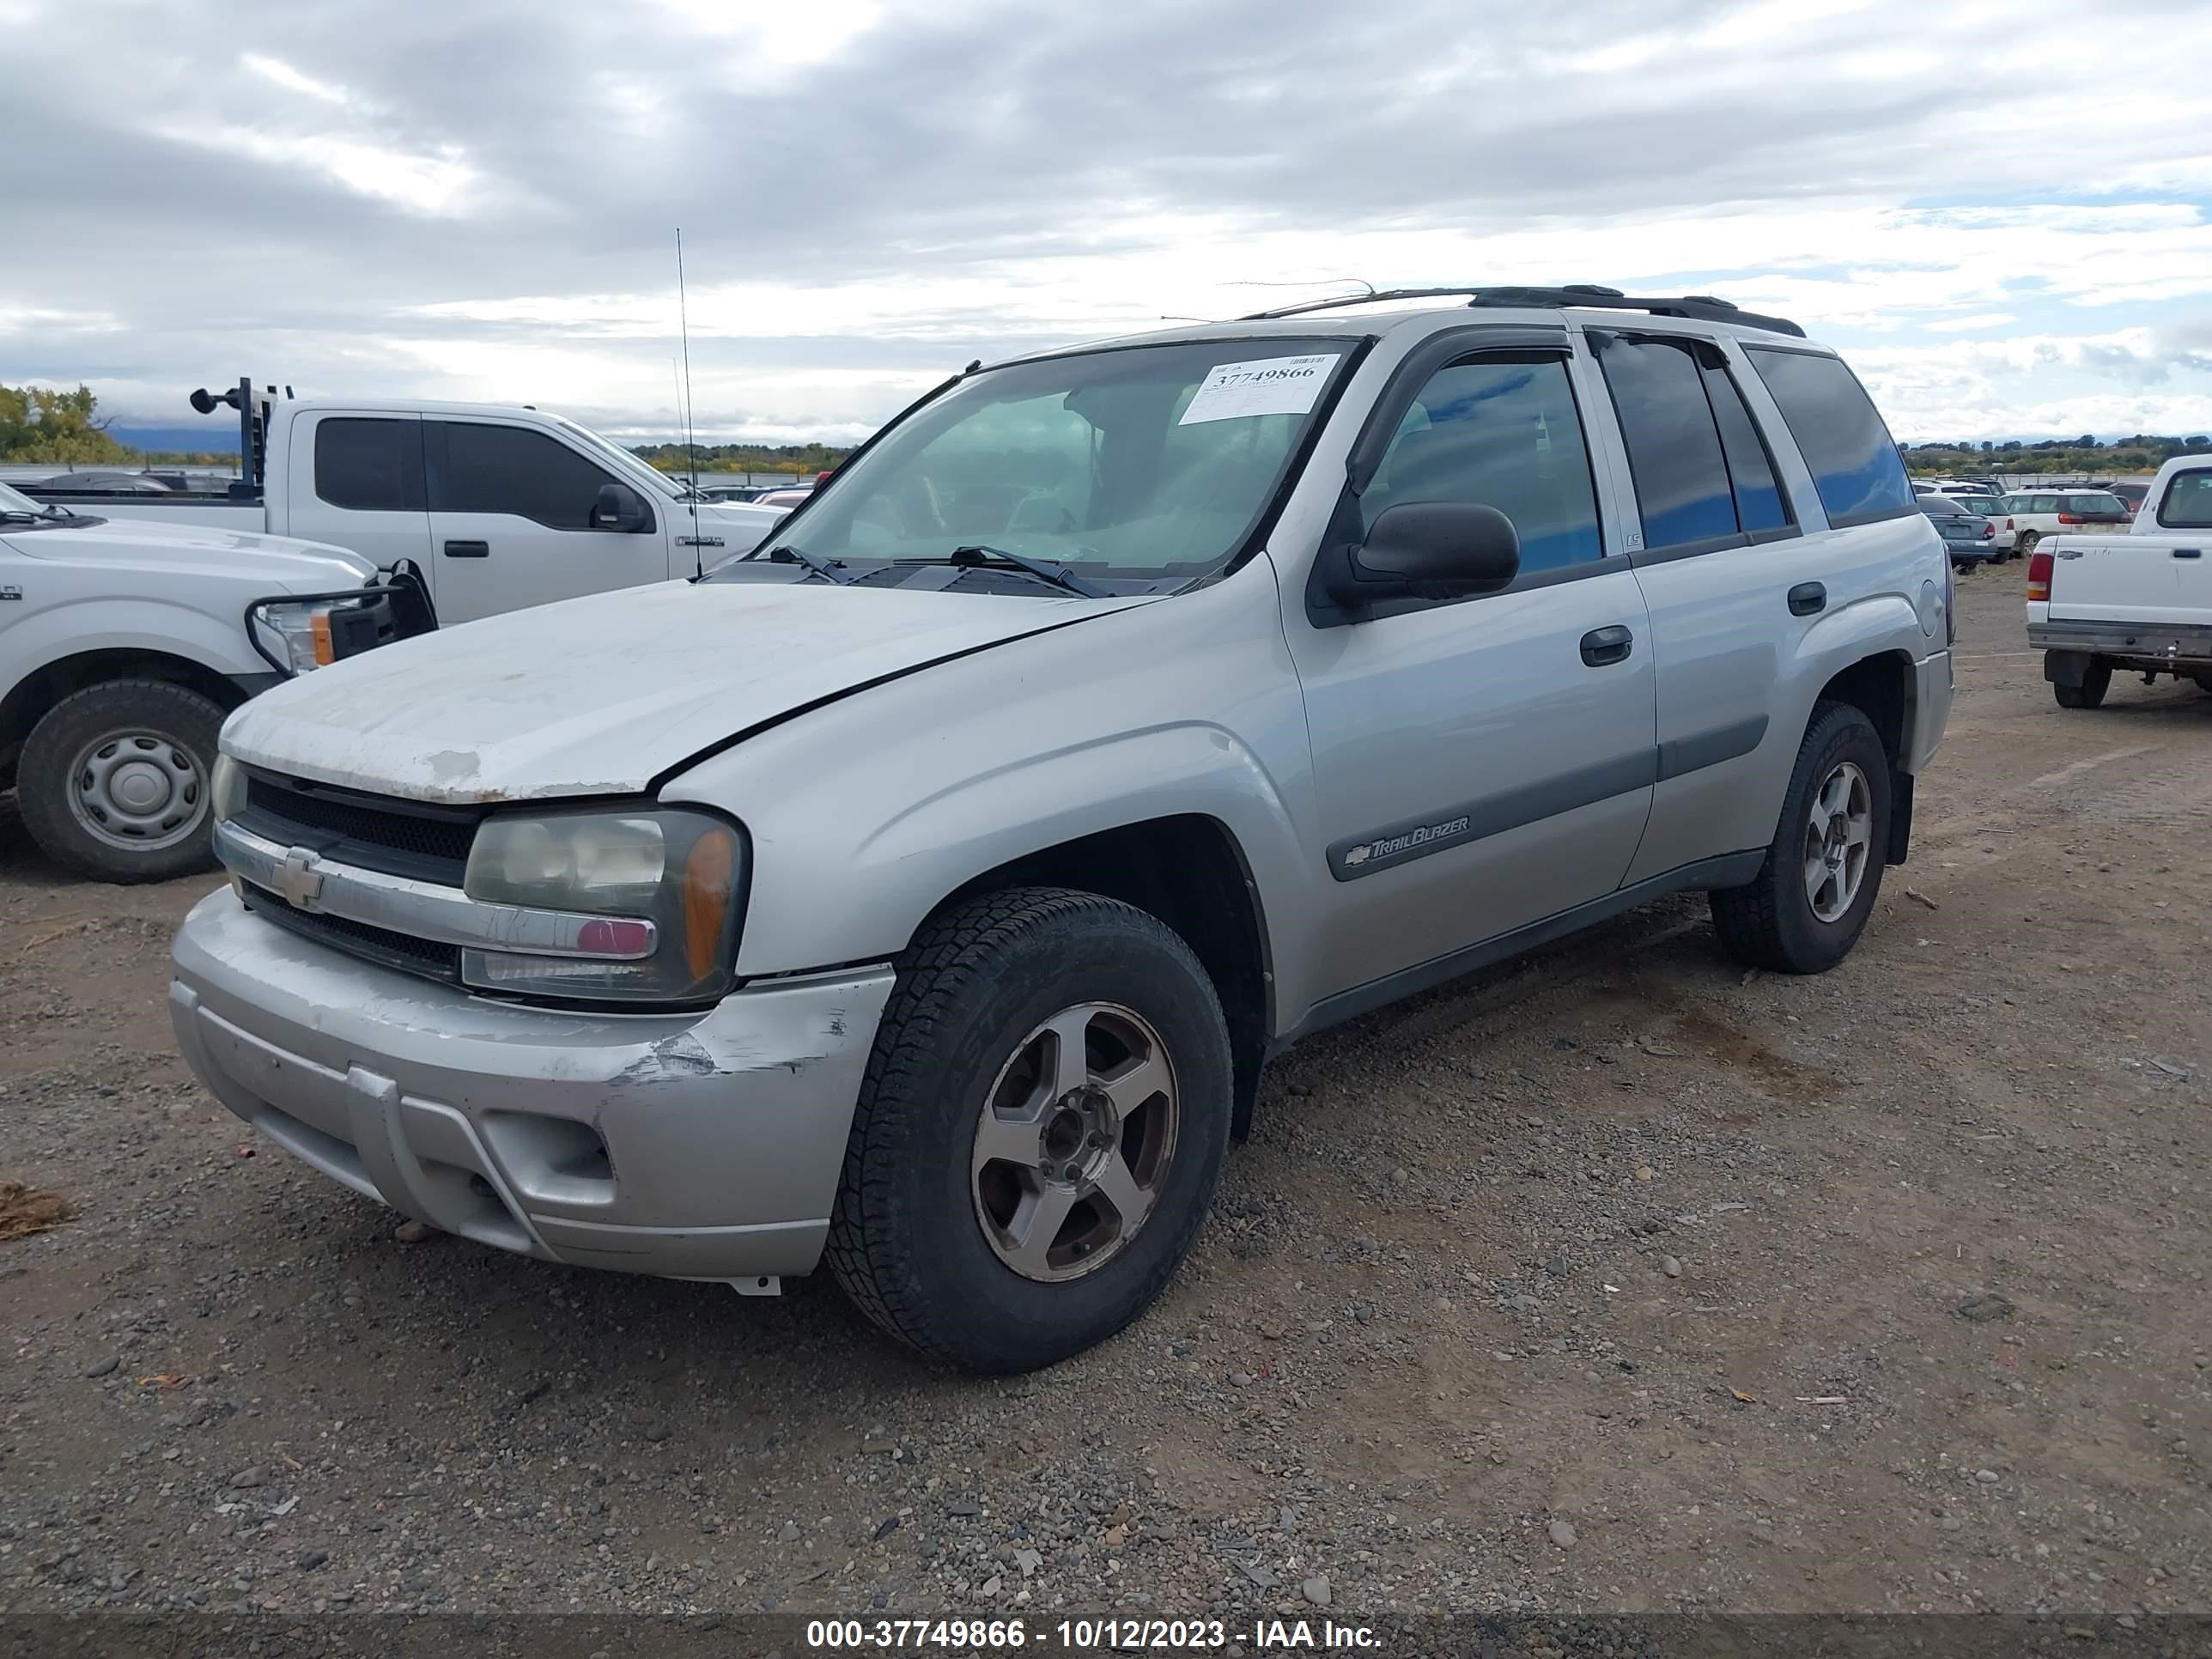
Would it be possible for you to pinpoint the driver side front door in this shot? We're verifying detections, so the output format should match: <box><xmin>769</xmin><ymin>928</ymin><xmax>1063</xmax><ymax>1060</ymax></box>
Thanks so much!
<box><xmin>423</xmin><ymin>419</ymin><xmax>673</xmax><ymax>623</ymax></box>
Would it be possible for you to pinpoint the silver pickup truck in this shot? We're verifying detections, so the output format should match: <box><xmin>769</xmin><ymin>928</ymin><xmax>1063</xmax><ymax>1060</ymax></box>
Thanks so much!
<box><xmin>169</xmin><ymin>285</ymin><xmax>1954</xmax><ymax>1372</ymax></box>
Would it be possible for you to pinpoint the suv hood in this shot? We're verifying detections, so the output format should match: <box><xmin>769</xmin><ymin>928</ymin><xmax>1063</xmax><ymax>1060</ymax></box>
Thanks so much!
<box><xmin>2</xmin><ymin>514</ymin><xmax>376</xmax><ymax>586</ymax></box>
<box><xmin>222</xmin><ymin>579</ymin><xmax>1152</xmax><ymax>803</ymax></box>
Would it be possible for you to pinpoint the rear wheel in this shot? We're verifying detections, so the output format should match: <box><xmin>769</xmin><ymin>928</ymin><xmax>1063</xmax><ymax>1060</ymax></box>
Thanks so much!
<box><xmin>826</xmin><ymin>887</ymin><xmax>1232</xmax><ymax>1372</ymax></box>
<box><xmin>2016</xmin><ymin>530</ymin><xmax>2041</xmax><ymax>556</ymax></box>
<box><xmin>17</xmin><ymin>679</ymin><xmax>226</xmax><ymax>883</ymax></box>
<box><xmin>2053</xmin><ymin>662</ymin><xmax>2112</xmax><ymax>709</ymax></box>
<box><xmin>1710</xmin><ymin>702</ymin><xmax>1891</xmax><ymax>975</ymax></box>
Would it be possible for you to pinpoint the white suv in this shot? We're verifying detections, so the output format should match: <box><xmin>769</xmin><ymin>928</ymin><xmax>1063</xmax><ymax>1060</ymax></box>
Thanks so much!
<box><xmin>2002</xmin><ymin>488</ymin><xmax>2130</xmax><ymax>556</ymax></box>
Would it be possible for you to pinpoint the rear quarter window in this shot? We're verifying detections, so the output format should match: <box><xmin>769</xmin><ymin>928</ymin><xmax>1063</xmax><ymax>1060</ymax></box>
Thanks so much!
<box><xmin>1744</xmin><ymin>349</ymin><xmax>1916</xmax><ymax>526</ymax></box>
<box><xmin>313</xmin><ymin>417</ymin><xmax>424</xmax><ymax>513</ymax></box>
<box><xmin>2158</xmin><ymin>469</ymin><xmax>2212</xmax><ymax>528</ymax></box>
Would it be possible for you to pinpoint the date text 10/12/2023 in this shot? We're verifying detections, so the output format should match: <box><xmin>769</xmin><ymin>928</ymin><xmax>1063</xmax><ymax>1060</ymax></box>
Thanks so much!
<box><xmin>805</xmin><ymin>1617</ymin><xmax>1384</xmax><ymax>1650</ymax></box>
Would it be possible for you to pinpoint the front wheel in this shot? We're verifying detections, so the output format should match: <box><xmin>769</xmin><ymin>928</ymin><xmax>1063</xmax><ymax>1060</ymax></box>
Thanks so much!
<box><xmin>1710</xmin><ymin>702</ymin><xmax>1892</xmax><ymax>975</ymax></box>
<box><xmin>826</xmin><ymin>887</ymin><xmax>1232</xmax><ymax>1372</ymax></box>
<box><xmin>16</xmin><ymin>679</ymin><xmax>227</xmax><ymax>883</ymax></box>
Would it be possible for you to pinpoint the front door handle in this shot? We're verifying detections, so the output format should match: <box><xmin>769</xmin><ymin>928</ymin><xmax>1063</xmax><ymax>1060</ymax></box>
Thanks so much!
<box><xmin>1788</xmin><ymin>581</ymin><xmax>1826</xmax><ymax>616</ymax></box>
<box><xmin>2173</xmin><ymin>548</ymin><xmax>2203</xmax><ymax>560</ymax></box>
<box><xmin>442</xmin><ymin>540</ymin><xmax>489</xmax><ymax>559</ymax></box>
<box><xmin>1580</xmin><ymin>624</ymin><xmax>1634</xmax><ymax>667</ymax></box>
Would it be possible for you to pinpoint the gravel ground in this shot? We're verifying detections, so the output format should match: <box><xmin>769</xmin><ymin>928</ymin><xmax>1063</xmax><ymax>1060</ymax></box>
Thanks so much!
<box><xmin>2</xmin><ymin>568</ymin><xmax>2208</xmax><ymax>1627</ymax></box>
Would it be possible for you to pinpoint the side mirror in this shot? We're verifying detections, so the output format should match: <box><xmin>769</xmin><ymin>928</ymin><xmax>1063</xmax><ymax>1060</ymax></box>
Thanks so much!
<box><xmin>591</xmin><ymin>482</ymin><xmax>651</xmax><ymax>532</ymax></box>
<box><xmin>1322</xmin><ymin>501</ymin><xmax>1521</xmax><ymax>611</ymax></box>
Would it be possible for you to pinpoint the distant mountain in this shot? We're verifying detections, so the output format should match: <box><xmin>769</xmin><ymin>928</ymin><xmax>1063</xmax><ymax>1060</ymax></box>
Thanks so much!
<box><xmin>111</xmin><ymin>423</ymin><xmax>240</xmax><ymax>455</ymax></box>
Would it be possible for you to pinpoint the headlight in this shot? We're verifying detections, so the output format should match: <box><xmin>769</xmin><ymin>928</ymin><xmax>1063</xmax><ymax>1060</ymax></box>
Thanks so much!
<box><xmin>462</xmin><ymin>808</ymin><xmax>744</xmax><ymax>1004</ymax></box>
<box><xmin>252</xmin><ymin>600</ymin><xmax>345</xmax><ymax>672</ymax></box>
<box><xmin>210</xmin><ymin>754</ymin><xmax>246</xmax><ymax>823</ymax></box>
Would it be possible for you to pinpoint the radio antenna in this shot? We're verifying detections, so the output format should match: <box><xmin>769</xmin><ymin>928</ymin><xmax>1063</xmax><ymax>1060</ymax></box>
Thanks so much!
<box><xmin>676</xmin><ymin>228</ymin><xmax>703</xmax><ymax>563</ymax></box>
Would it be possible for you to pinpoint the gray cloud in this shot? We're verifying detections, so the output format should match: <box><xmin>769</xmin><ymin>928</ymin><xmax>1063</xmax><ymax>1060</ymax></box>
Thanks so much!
<box><xmin>4</xmin><ymin>0</ymin><xmax>2212</xmax><ymax>439</ymax></box>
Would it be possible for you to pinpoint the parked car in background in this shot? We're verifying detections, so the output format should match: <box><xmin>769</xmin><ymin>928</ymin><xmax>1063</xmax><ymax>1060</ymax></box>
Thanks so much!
<box><xmin>2107</xmin><ymin>480</ymin><xmax>2151</xmax><ymax>520</ymax></box>
<box><xmin>1942</xmin><ymin>492</ymin><xmax>2013</xmax><ymax>554</ymax></box>
<box><xmin>751</xmin><ymin>486</ymin><xmax>815</xmax><ymax>509</ymax></box>
<box><xmin>1917</xmin><ymin>495</ymin><xmax>2000</xmax><ymax>565</ymax></box>
<box><xmin>170</xmin><ymin>285</ymin><xmax>1952</xmax><ymax>1373</ymax></box>
<box><xmin>2000</xmin><ymin>488</ymin><xmax>2130</xmax><ymax>556</ymax></box>
<box><xmin>2</xmin><ymin>477</ymin><xmax>430</xmax><ymax>882</ymax></box>
<box><xmin>2028</xmin><ymin>458</ymin><xmax>2212</xmax><ymax>708</ymax></box>
<box><xmin>20</xmin><ymin>380</ymin><xmax>786</xmax><ymax>623</ymax></box>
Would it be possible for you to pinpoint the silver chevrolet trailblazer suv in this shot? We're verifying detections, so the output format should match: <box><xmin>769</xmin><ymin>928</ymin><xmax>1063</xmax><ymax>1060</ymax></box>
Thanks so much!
<box><xmin>170</xmin><ymin>284</ymin><xmax>1953</xmax><ymax>1372</ymax></box>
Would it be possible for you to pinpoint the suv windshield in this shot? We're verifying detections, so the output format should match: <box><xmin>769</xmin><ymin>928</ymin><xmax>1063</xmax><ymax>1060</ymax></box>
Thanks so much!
<box><xmin>713</xmin><ymin>337</ymin><xmax>1354</xmax><ymax>592</ymax></box>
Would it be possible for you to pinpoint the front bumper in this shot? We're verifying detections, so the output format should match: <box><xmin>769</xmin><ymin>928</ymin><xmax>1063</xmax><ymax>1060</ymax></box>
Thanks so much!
<box><xmin>170</xmin><ymin>889</ymin><xmax>893</xmax><ymax>1281</ymax></box>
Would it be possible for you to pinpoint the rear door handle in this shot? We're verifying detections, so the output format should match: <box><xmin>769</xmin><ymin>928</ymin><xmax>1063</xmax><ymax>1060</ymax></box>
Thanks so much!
<box><xmin>2173</xmin><ymin>548</ymin><xmax>2203</xmax><ymax>559</ymax></box>
<box><xmin>1579</xmin><ymin>624</ymin><xmax>1634</xmax><ymax>667</ymax></box>
<box><xmin>442</xmin><ymin>540</ymin><xmax>489</xmax><ymax>558</ymax></box>
<box><xmin>1788</xmin><ymin>581</ymin><xmax>1826</xmax><ymax>616</ymax></box>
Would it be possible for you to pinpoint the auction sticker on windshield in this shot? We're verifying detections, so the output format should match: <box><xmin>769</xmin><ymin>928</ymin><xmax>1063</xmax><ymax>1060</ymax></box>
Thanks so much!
<box><xmin>1178</xmin><ymin>354</ymin><xmax>1340</xmax><ymax>426</ymax></box>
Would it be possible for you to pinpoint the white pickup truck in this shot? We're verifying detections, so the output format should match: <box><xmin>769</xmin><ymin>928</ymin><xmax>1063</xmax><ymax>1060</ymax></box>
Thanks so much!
<box><xmin>2027</xmin><ymin>456</ymin><xmax>2212</xmax><ymax>708</ymax></box>
<box><xmin>24</xmin><ymin>380</ymin><xmax>785</xmax><ymax>623</ymax></box>
<box><xmin>3</xmin><ymin>478</ymin><xmax>431</xmax><ymax>881</ymax></box>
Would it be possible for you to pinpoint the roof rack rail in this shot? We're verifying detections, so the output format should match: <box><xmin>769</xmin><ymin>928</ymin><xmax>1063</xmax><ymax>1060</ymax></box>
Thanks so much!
<box><xmin>1238</xmin><ymin>283</ymin><xmax>1806</xmax><ymax>338</ymax></box>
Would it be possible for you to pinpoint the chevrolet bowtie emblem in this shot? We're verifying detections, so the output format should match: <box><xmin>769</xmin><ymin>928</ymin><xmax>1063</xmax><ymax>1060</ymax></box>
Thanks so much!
<box><xmin>273</xmin><ymin>848</ymin><xmax>325</xmax><ymax>911</ymax></box>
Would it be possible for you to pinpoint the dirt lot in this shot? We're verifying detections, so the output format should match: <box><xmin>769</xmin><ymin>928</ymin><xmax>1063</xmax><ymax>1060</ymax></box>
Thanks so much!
<box><xmin>2</xmin><ymin>568</ymin><xmax>2208</xmax><ymax>1626</ymax></box>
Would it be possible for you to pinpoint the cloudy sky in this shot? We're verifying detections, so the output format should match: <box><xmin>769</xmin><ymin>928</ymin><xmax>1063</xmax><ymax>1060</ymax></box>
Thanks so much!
<box><xmin>4</xmin><ymin>0</ymin><xmax>2211</xmax><ymax>447</ymax></box>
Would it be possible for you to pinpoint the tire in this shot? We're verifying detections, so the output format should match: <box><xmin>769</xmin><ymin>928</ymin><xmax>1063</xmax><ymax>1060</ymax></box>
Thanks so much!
<box><xmin>16</xmin><ymin>679</ymin><xmax>226</xmax><ymax>884</ymax></box>
<box><xmin>2016</xmin><ymin>530</ymin><xmax>2040</xmax><ymax>556</ymax></box>
<box><xmin>826</xmin><ymin>886</ymin><xmax>1232</xmax><ymax>1373</ymax></box>
<box><xmin>2053</xmin><ymin>661</ymin><xmax>2111</xmax><ymax>709</ymax></box>
<box><xmin>1710</xmin><ymin>702</ymin><xmax>1892</xmax><ymax>975</ymax></box>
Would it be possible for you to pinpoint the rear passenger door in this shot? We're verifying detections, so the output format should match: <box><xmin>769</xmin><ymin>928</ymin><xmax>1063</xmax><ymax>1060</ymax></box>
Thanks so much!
<box><xmin>423</xmin><ymin>420</ymin><xmax>672</xmax><ymax>623</ymax></box>
<box><xmin>1285</xmin><ymin>338</ymin><xmax>1656</xmax><ymax>1006</ymax></box>
<box><xmin>283</xmin><ymin>412</ymin><xmax>432</xmax><ymax>572</ymax></box>
<box><xmin>1590</xmin><ymin>333</ymin><xmax>1923</xmax><ymax>883</ymax></box>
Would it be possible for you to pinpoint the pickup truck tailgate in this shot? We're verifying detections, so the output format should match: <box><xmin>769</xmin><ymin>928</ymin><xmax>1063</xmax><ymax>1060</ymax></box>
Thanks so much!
<box><xmin>2050</xmin><ymin>534</ymin><xmax>2212</xmax><ymax>627</ymax></box>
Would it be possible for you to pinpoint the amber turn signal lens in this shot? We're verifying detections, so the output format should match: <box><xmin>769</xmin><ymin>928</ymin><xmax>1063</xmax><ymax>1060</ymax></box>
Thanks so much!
<box><xmin>310</xmin><ymin>611</ymin><xmax>334</xmax><ymax>666</ymax></box>
<box><xmin>682</xmin><ymin>828</ymin><xmax>737</xmax><ymax>981</ymax></box>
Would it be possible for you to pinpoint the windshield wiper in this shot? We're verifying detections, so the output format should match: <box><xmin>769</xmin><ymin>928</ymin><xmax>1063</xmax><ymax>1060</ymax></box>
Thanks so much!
<box><xmin>930</xmin><ymin>544</ymin><xmax>1107</xmax><ymax>599</ymax></box>
<box><xmin>0</xmin><ymin>506</ymin><xmax>75</xmax><ymax>525</ymax></box>
<box><xmin>763</xmin><ymin>543</ymin><xmax>854</xmax><ymax>585</ymax></box>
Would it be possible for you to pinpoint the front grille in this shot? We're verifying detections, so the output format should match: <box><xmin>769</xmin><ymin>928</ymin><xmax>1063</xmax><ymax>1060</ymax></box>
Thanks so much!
<box><xmin>242</xmin><ymin>884</ymin><xmax>461</xmax><ymax>983</ymax></box>
<box><xmin>237</xmin><ymin>771</ymin><xmax>479</xmax><ymax>884</ymax></box>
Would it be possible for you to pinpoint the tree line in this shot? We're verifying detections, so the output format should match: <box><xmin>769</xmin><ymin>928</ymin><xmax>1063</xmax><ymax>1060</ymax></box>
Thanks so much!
<box><xmin>634</xmin><ymin>440</ymin><xmax>855</xmax><ymax>478</ymax></box>
<box><xmin>1901</xmin><ymin>433</ymin><xmax>2212</xmax><ymax>477</ymax></box>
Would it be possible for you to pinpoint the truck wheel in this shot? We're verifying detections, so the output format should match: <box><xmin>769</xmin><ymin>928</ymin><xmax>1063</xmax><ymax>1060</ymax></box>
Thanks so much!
<box><xmin>826</xmin><ymin>886</ymin><xmax>1232</xmax><ymax>1373</ymax></box>
<box><xmin>17</xmin><ymin>680</ymin><xmax>226</xmax><ymax>884</ymax></box>
<box><xmin>2053</xmin><ymin>663</ymin><xmax>2111</xmax><ymax>709</ymax></box>
<box><xmin>2016</xmin><ymin>530</ymin><xmax>2040</xmax><ymax>555</ymax></box>
<box><xmin>1709</xmin><ymin>702</ymin><xmax>1891</xmax><ymax>975</ymax></box>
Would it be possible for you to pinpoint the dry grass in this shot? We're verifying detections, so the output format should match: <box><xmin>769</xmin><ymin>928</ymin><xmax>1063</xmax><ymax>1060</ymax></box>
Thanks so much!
<box><xmin>0</xmin><ymin>1181</ymin><xmax>70</xmax><ymax>1242</ymax></box>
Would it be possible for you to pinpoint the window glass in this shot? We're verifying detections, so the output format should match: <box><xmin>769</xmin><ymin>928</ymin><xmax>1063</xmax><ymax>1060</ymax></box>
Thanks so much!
<box><xmin>1595</xmin><ymin>337</ymin><xmax>1736</xmax><ymax>550</ymax></box>
<box><xmin>2030</xmin><ymin>495</ymin><xmax>2058</xmax><ymax>514</ymax></box>
<box><xmin>2160</xmin><ymin>469</ymin><xmax>2212</xmax><ymax>528</ymax></box>
<box><xmin>2062</xmin><ymin>493</ymin><xmax>2127</xmax><ymax>516</ymax></box>
<box><xmin>313</xmin><ymin>418</ymin><xmax>422</xmax><ymax>512</ymax></box>
<box><xmin>1698</xmin><ymin>356</ymin><xmax>1791</xmax><ymax>532</ymax></box>
<box><xmin>757</xmin><ymin>337</ymin><xmax>1347</xmax><ymax>584</ymax></box>
<box><xmin>432</xmin><ymin>422</ymin><xmax>619</xmax><ymax>530</ymax></box>
<box><xmin>1359</xmin><ymin>354</ymin><xmax>1602</xmax><ymax>573</ymax></box>
<box><xmin>1745</xmin><ymin>349</ymin><xmax>1916</xmax><ymax>525</ymax></box>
